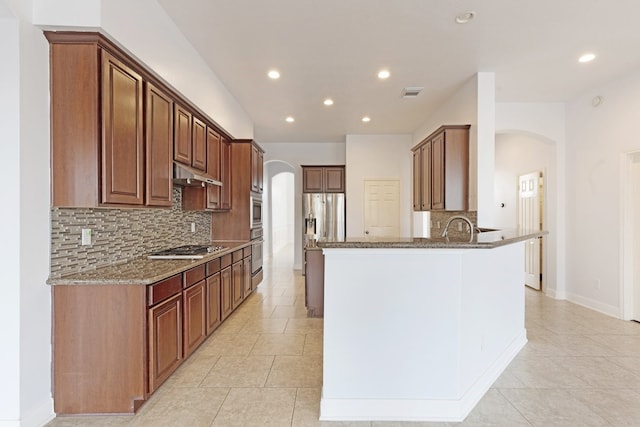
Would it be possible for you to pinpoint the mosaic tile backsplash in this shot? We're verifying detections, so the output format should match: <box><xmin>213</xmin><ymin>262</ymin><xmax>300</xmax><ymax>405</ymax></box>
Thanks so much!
<box><xmin>50</xmin><ymin>187</ymin><xmax>212</xmax><ymax>278</ymax></box>
<box><xmin>430</xmin><ymin>211</ymin><xmax>478</xmax><ymax>238</ymax></box>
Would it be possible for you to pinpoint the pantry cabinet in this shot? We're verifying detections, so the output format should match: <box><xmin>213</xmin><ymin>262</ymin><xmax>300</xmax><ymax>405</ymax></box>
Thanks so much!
<box><xmin>412</xmin><ymin>125</ymin><xmax>469</xmax><ymax>211</ymax></box>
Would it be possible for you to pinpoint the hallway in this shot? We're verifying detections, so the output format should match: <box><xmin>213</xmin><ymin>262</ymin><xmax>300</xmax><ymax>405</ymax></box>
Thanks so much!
<box><xmin>47</xmin><ymin>245</ymin><xmax>640</xmax><ymax>426</ymax></box>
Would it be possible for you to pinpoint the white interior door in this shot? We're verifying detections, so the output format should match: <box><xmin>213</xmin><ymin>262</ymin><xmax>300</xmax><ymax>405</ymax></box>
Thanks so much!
<box><xmin>518</xmin><ymin>172</ymin><xmax>542</xmax><ymax>290</ymax></box>
<box><xmin>632</xmin><ymin>155</ymin><xmax>640</xmax><ymax>321</ymax></box>
<box><xmin>363</xmin><ymin>179</ymin><xmax>400</xmax><ymax>238</ymax></box>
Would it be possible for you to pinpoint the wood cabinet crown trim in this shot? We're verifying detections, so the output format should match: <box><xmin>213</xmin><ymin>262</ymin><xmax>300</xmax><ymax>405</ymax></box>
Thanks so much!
<box><xmin>411</xmin><ymin>124</ymin><xmax>471</xmax><ymax>151</ymax></box>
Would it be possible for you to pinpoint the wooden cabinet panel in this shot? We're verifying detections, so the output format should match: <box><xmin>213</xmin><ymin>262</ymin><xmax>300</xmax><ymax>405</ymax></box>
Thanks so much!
<box><xmin>149</xmin><ymin>293</ymin><xmax>182</xmax><ymax>393</ymax></box>
<box><xmin>431</xmin><ymin>133</ymin><xmax>444</xmax><ymax>210</ymax></box>
<box><xmin>304</xmin><ymin>249</ymin><xmax>324</xmax><ymax>317</ymax></box>
<box><xmin>101</xmin><ymin>51</ymin><xmax>144</xmax><ymax>205</ymax></box>
<box><xmin>191</xmin><ymin>116</ymin><xmax>207</xmax><ymax>171</ymax></box>
<box><xmin>173</xmin><ymin>105</ymin><xmax>192</xmax><ymax>166</ymax></box>
<box><xmin>324</xmin><ymin>167</ymin><xmax>345</xmax><ymax>192</ymax></box>
<box><xmin>219</xmin><ymin>137</ymin><xmax>232</xmax><ymax>210</ymax></box>
<box><xmin>183</xmin><ymin>280</ymin><xmax>206</xmax><ymax>357</ymax></box>
<box><xmin>303</xmin><ymin>167</ymin><xmax>324</xmax><ymax>192</ymax></box>
<box><xmin>412</xmin><ymin>149</ymin><xmax>421</xmax><ymax>210</ymax></box>
<box><xmin>243</xmin><ymin>256</ymin><xmax>252</xmax><ymax>296</ymax></box>
<box><xmin>145</xmin><ymin>83</ymin><xmax>173</xmax><ymax>207</ymax></box>
<box><xmin>206</xmin><ymin>273</ymin><xmax>222</xmax><ymax>334</ymax></box>
<box><xmin>258</xmin><ymin>151</ymin><xmax>264</xmax><ymax>193</ymax></box>
<box><xmin>251</xmin><ymin>145</ymin><xmax>264</xmax><ymax>193</ymax></box>
<box><xmin>421</xmin><ymin>142</ymin><xmax>433</xmax><ymax>211</ymax></box>
<box><xmin>207</xmin><ymin>128</ymin><xmax>221</xmax><ymax>182</ymax></box>
<box><xmin>220</xmin><ymin>266</ymin><xmax>233</xmax><ymax>320</ymax></box>
<box><xmin>231</xmin><ymin>261</ymin><xmax>244</xmax><ymax>309</ymax></box>
<box><xmin>147</xmin><ymin>273</ymin><xmax>181</xmax><ymax>306</ymax></box>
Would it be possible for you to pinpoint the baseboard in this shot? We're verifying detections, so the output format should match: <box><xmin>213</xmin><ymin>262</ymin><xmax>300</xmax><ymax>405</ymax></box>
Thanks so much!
<box><xmin>319</xmin><ymin>330</ymin><xmax>527</xmax><ymax>422</ymax></box>
<box><xmin>565</xmin><ymin>292</ymin><xmax>621</xmax><ymax>319</ymax></box>
<box><xmin>543</xmin><ymin>288</ymin><xmax>566</xmax><ymax>300</ymax></box>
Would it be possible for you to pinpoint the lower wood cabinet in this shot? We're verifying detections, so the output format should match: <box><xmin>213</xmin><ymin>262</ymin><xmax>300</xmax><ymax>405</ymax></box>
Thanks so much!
<box><xmin>183</xmin><ymin>280</ymin><xmax>207</xmax><ymax>358</ymax></box>
<box><xmin>148</xmin><ymin>293</ymin><xmax>183</xmax><ymax>393</ymax></box>
<box><xmin>51</xmin><ymin>243</ymin><xmax>255</xmax><ymax>415</ymax></box>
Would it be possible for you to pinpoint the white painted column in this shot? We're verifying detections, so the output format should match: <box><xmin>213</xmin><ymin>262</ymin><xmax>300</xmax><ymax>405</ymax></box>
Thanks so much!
<box><xmin>476</xmin><ymin>72</ymin><xmax>496</xmax><ymax>226</ymax></box>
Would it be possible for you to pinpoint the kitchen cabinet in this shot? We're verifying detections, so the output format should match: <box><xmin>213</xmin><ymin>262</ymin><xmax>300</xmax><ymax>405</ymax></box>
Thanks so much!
<box><xmin>220</xmin><ymin>255</ymin><xmax>233</xmax><ymax>320</ymax></box>
<box><xmin>232</xmin><ymin>251</ymin><xmax>244</xmax><ymax>309</ymax></box>
<box><xmin>149</xmin><ymin>292</ymin><xmax>183</xmax><ymax>393</ymax></box>
<box><xmin>304</xmin><ymin>248</ymin><xmax>324</xmax><ymax>317</ymax></box>
<box><xmin>183</xmin><ymin>278</ymin><xmax>206</xmax><ymax>358</ymax></box>
<box><xmin>243</xmin><ymin>255</ymin><xmax>253</xmax><ymax>295</ymax></box>
<box><xmin>302</xmin><ymin>165</ymin><xmax>345</xmax><ymax>193</ymax></box>
<box><xmin>219</xmin><ymin>137</ymin><xmax>232</xmax><ymax>210</ymax></box>
<box><xmin>101</xmin><ymin>51</ymin><xmax>144</xmax><ymax>205</ymax></box>
<box><xmin>206</xmin><ymin>272</ymin><xmax>222</xmax><ymax>334</ymax></box>
<box><xmin>174</xmin><ymin>106</ymin><xmax>207</xmax><ymax>172</ymax></box>
<box><xmin>251</xmin><ymin>144</ymin><xmax>265</xmax><ymax>194</ymax></box>
<box><xmin>412</xmin><ymin>125</ymin><xmax>469</xmax><ymax>211</ymax></box>
<box><xmin>145</xmin><ymin>83</ymin><xmax>174</xmax><ymax>207</ymax></box>
<box><xmin>214</xmin><ymin>140</ymin><xmax>265</xmax><ymax>241</ymax></box>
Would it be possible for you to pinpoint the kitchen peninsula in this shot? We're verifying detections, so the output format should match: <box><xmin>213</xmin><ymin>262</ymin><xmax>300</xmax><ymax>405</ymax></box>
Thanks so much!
<box><xmin>318</xmin><ymin>229</ymin><xmax>545</xmax><ymax>422</ymax></box>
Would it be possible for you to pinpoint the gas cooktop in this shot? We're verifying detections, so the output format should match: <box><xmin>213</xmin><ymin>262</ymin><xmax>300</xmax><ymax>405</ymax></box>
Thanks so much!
<box><xmin>148</xmin><ymin>244</ymin><xmax>227</xmax><ymax>260</ymax></box>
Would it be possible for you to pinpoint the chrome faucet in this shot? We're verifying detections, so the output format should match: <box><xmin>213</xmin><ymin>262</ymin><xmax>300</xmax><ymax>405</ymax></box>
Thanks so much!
<box><xmin>441</xmin><ymin>215</ymin><xmax>474</xmax><ymax>241</ymax></box>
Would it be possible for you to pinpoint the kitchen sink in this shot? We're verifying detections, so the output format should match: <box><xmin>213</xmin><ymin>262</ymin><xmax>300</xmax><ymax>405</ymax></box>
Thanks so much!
<box><xmin>475</xmin><ymin>227</ymin><xmax>498</xmax><ymax>233</ymax></box>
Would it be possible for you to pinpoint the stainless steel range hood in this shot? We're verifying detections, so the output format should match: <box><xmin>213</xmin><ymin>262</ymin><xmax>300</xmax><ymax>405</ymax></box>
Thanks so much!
<box><xmin>173</xmin><ymin>162</ymin><xmax>222</xmax><ymax>187</ymax></box>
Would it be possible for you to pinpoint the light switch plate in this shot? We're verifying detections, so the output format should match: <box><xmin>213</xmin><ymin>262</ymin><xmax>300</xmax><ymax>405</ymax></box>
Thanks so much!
<box><xmin>81</xmin><ymin>228</ymin><xmax>92</xmax><ymax>246</ymax></box>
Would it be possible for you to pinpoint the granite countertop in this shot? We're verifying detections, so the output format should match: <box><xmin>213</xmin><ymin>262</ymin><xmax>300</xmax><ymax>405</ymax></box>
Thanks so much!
<box><xmin>317</xmin><ymin>229</ymin><xmax>547</xmax><ymax>249</ymax></box>
<box><xmin>48</xmin><ymin>240</ymin><xmax>251</xmax><ymax>286</ymax></box>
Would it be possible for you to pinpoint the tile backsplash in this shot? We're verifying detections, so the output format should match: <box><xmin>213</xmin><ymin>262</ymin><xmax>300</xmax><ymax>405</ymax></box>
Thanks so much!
<box><xmin>50</xmin><ymin>187</ymin><xmax>211</xmax><ymax>278</ymax></box>
<box><xmin>430</xmin><ymin>211</ymin><xmax>478</xmax><ymax>238</ymax></box>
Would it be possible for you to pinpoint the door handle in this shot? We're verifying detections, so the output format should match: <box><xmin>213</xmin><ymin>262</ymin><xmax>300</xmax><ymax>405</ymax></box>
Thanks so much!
<box><xmin>365</xmin><ymin>230</ymin><xmax>369</xmax><ymax>235</ymax></box>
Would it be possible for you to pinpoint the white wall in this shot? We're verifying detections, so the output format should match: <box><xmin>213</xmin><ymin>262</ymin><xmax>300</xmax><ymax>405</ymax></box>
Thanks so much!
<box><xmin>33</xmin><ymin>0</ymin><xmax>254</xmax><ymax>139</ymax></box>
<box><xmin>345</xmin><ymin>134</ymin><xmax>413</xmax><ymax>238</ymax></box>
<box><xmin>1</xmin><ymin>0</ymin><xmax>53</xmax><ymax>425</ymax></box>
<box><xmin>261</xmin><ymin>142</ymin><xmax>345</xmax><ymax>269</ymax></box>
<box><xmin>565</xmin><ymin>71</ymin><xmax>640</xmax><ymax>317</ymax></box>
<box><xmin>271</xmin><ymin>172</ymin><xmax>295</xmax><ymax>253</ymax></box>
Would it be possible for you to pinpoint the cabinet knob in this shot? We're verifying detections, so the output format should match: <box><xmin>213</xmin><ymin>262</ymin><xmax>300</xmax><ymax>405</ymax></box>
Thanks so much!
<box><xmin>365</xmin><ymin>230</ymin><xmax>369</xmax><ymax>235</ymax></box>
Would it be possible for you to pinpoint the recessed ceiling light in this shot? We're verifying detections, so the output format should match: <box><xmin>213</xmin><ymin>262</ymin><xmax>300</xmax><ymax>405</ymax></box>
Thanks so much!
<box><xmin>268</xmin><ymin>70</ymin><xmax>281</xmax><ymax>79</ymax></box>
<box><xmin>378</xmin><ymin>70</ymin><xmax>390</xmax><ymax>79</ymax></box>
<box><xmin>285</xmin><ymin>116</ymin><xmax>295</xmax><ymax>123</ymax></box>
<box><xmin>455</xmin><ymin>11</ymin><xmax>475</xmax><ymax>24</ymax></box>
<box><xmin>579</xmin><ymin>53</ymin><xmax>596</xmax><ymax>63</ymax></box>
<box><xmin>362</xmin><ymin>116</ymin><xmax>371</xmax><ymax>123</ymax></box>
<box><xmin>324</xmin><ymin>98</ymin><xmax>334</xmax><ymax>106</ymax></box>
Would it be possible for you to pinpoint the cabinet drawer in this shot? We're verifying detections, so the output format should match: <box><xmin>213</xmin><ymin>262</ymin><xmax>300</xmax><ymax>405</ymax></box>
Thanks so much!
<box><xmin>206</xmin><ymin>258</ymin><xmax>221</xmax><ymax>276</ymax></box>
<box><xmin>243</xmin><ymin>246</ymin><xmax>252</xmax><ymax>258</ymax></box>
<box><xmin>221</xmin><ymin>254</ymin><xmax>232</xmax><ymax>269</ymax></box>
<box><xmin>232</xmin><ymin>249</ymin><xmax>243</xmax><ymax>264</ymax></box>
<box><xmin>184</xmin><ymin>265</ymin><xmax>206</xmax><ymax>288</ymax></box>
<box><xmin>148</xmin><ymin>274</ymin><xmax>182</xmax><ymax>306</ymax></box>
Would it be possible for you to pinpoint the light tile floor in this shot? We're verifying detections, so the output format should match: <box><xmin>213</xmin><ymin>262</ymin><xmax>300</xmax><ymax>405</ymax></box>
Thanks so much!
<box><xmin>47</xmin><ymin>246</ymin><xmax>640</xmax><ymax>426</ymax></box>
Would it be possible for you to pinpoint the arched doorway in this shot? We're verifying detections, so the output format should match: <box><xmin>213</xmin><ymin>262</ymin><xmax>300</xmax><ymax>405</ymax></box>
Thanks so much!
<box><xmin>263</xmin><ymin>160</ymin><xmax>295</xmax><ymax>264</ymax></box>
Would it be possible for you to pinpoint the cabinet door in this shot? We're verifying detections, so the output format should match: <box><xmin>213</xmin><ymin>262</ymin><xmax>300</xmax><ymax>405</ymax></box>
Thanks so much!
<box><xmin>231</xmin><ymin>261</ymin><xmax>244</xmax><ymax>309</ymax></box>
<box><xmin>145</xmin><ymin>83</ymin><xmax>173</xmax><ymax>207</ymax></box>
<box><xmin>243</xmin><ymin>256</ymin><xmax>252</xmax><ymax>296</ymax></box>
<box><xmin>206</xmin><ymin>272</ymin><xmax>222</xmax><ymax>334</ymax></box>
<box><xmin>220</xmin><ymin>266</ymin><xmax>233</xmax><ymax>320</ymax></box>
<box><xmin>219</xmin><ymin>138</ymin><xmax>232</xmax><ymax>210</ymax></box>
<box><xmin>191</xmin><ymin>117</ymin><xmax>207</xmax><ymax>171</ymax></box>
<box><xmin>420</xmin><ymin>143</ymin><xmax>432</xmax><ymax>211</ymax></box>
<box><xmin>207</xmin><ymin>128</ymin><xmax>221</xmax><ymax>181</ymax></box>
<box><xmin>148</xmin><ymin>293</ymin><xmax>182</xmax><ymax>392</ymax></box>
<box><xmin>258</xmin><ymin>151</ymin><xmax>264</xmax><ymax>193</ymax></box>
<box><xmin>303</xmin><ymin>167</ymin><xmax>324</xmax><ymax>192</ymax></box>
<box><xmin>412</xmin><ymin>149</ymin><xmax>421</xmax><ymax>211</ymax></box>
<box><xmin>431</xmin><ymin>133</ymin><xmax>445</xmax><ymax>210</ymax></box>
<box><xmin>442</xmin><ymin>129</ymin><xmax>469</xmax><ymax>211</ymax></box>
<box><xmin>251</xmin><ymin>144</ymin><xmax>260</xmax><ymax>193</ymax></box>
<box><xmin>173</xmin><ymin>105</ymin><xmax>192</xmax><ymax>166</ymax></box>
<box><xmin>183</xmin><ymin>280</ymin><xmax>207</xmax><ymax>357</ymax></box>
<box><xmin>324</xmin><ymin>167</ymin><xmax>345</xmax><ymax>192</ymax></box>
<box><xmin>101</xmin><ymin>51</ymin><xmax>144</xmax><ymax>205</ymax></box>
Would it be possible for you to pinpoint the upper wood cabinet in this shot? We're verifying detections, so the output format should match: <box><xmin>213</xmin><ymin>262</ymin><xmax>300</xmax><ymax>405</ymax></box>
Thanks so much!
<box><xmin>145</xmin><ymin>83</ymin><xmax>174</xmax><ymax>207</ymax></box>
<box><xmin>412</xmin><ymin>125</ymin><xmax>470</xmax><ymax>211</ymax></box>
<box><xmin>46</xmin><ymin>31</ymin><xmax>233</xmax><ymax>209</ymax></box>
<box><xmin>302</xmin><ymin>165</ymin><xmax>345</xmax><ymax>193</ymax></box>
<box><xmin>251</xmin><ymin>144</ymin><xmax>264</xmax><ymax>194</ymax></box>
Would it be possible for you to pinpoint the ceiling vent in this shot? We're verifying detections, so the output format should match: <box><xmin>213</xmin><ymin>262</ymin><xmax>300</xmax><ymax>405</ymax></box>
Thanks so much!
<box><xmin>401</xmin><ymin>87</ymin><xmax>424</xmax><ymax>98</ymax></box>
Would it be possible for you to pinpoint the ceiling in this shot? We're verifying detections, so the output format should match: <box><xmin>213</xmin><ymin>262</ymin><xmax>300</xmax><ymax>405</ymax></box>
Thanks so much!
<box><xmin>157</xmin><ymin>0</ymin><xmax>640</xmax><ymax>143</ymax></box>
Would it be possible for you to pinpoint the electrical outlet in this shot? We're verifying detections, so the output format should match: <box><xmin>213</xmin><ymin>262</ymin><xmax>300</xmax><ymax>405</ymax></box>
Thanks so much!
<box><xmin>457</xmin><ymin>222</ymin><xmax>463</xmax><ymax>231</ymax></box>
<box><xmin>191</xmin><ymin>222</ymin><xmax>196</xmax><ymax>233</ymax></box>
<box><xmin>81</xmin><ymin>228</ymin><xmax>92</xmax><ymax>246</ymax></box>
<box><xmin>436</xmin><ymin>221</ymin><xmax>441</xmax><ymax>229</ymax></box>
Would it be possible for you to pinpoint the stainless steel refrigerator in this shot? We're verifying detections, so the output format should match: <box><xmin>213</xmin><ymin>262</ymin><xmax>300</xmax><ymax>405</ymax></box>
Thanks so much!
<box><xmin>302</xmin><ymin>193</ymin><xmax>346</xmax><ymax>246</ymax></box>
